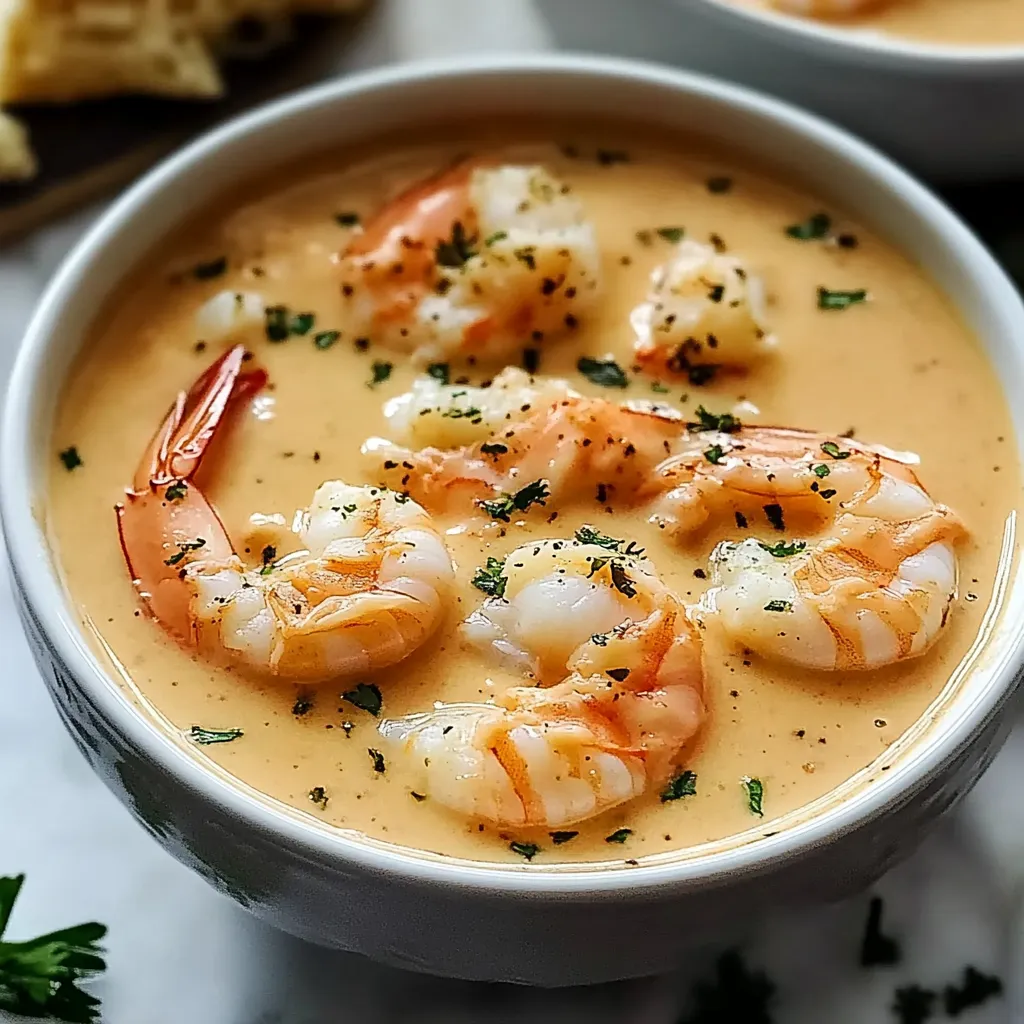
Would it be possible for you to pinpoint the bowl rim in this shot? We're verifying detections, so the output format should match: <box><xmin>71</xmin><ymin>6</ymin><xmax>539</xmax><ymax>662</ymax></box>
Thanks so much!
<box><xmin>694</xmin><ymin>0</ymin><xmax>1024</xmax><ymax>67</ymax></box>
<box><xmin>4</xmin><ymin>52</ymin><xmax>1024</xmax><ymax>898</ymax></box>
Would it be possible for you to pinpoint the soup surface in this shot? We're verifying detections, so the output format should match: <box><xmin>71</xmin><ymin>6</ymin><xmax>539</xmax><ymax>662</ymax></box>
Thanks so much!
<box><xmin>49</xmin><ymin>128</ymin><xmax>1018</xmax><ymax>867</ymax></box>
<box><xmin>732</xmin><ymin>0</ymin><xmax>1024</xmax><ymax>45</ymax></box>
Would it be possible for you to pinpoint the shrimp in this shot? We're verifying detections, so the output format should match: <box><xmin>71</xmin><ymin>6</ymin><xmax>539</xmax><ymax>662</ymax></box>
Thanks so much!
<box><xmin>631</xmin><ymin>239</ymin><xmax>774</xmax><ymax>377</ymax></box>
<box><xmin>648</xmin><ymin>427</ymin><xmax>966</xmax><ymax>670</ymax></box>
<box><xmin>462</xmin><ymin>535</ymin><xmax>664</xmax><ymax>681</ymax></box>
<box><xmin>194</xmin><ymin>289</ymin><xmax>265</xmax><ymax>343</ymax></box>
<box><xmin>380</xmin><ymin>541</ymin><xmax>704</xmax><ymax>827</ymax></box>
<box><xmin>338</xmin><ymin>162</ymin><xmax>601</xmax><ymax>366</ymax></box>
<box><xmin>365</xmin><ymin>390</ymin><xmax>684</xmax><ymax>516</ymax></box>
<box><xmin>116</xmin><ymin>345</ymin><xmax>455</xmax><ymax>682</ymax></box>
<box><xmin>769</xmin><ymin>0</ymin><xmax>893</xmax><ymax>16</ymax></box>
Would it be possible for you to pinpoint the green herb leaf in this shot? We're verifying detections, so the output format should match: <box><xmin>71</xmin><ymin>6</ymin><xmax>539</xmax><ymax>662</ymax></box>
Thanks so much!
<box><xmin>820</xmin><ymin>440</ymin><xmax>852</xmax><ymax>460</ymax></box>
<box><xmin>786</xmin><ymin>212</ymin><xmax>831</xmax><ymax>240</ymax></box>
<box><xmin>435</xmin><ymin>221</ymin><xmax>478</xmax><ymax>268</ymax></box>
<box><xmin>264</xmin><ymin>304</ymin><xmax>290</xmax><ymax>341</ymax></box>
<box><xmin>742</xmin><ymin>777</ymin><xmax>764</xmax><ymax>816</ymax></box>
<box><xmin>818</xmin><ymin>287</ymin><xmax>867</xmax><ymax>310</ymax></box>
<box><xmin>513</xmin><ymin>247</ymin><xmax>536</xmax><ymax>270</ymax></box>
<box><xmin>812</xmin><ymin>463</ymin><xmax>831</xmax><ymax>478</ymax></box>
<box><xmin>188</xmin><ymin>726</ymin><xmax>243</xmax><ymax>744</ymax></box>
<box><xmin>164</xmin><ymin>538</ymin><xmax>206</xmax><ymax>566</ymax></box>
<box><xmin>763</xmin><ymin>600</ymin><xmax>792</xmax><ymax>613</ymax></box>
<box><xmin>426</xmin><ymin>363</ymin><xmax>450</xmax><ymax>385</ymax></box>
<box><xmin>604</xmin><ymin>828</ymin><xmax>632</xmax><ymax>844</ymax></box>
<box><xmin>0</xmin><ymin>874</ymin><xmax>107</xmax><ymax>1023</ymax></box>
<box><xmin>657</xmin><ymin>226</ymin><xmax>685</xmax><ymax>243</ymax></box>
<box><xmin>314</xmin><ymin>330</ymin><xmax>340</xmax><ymax>350</ymax></box>
<box><xmin>59</xmin><ymin>447</ymin><xmax>83</xmax><ymax>471</ymax></box>
<box><xmin>165</xmin><ymin>481</ymin><xmax>187</xmax><ymax>501</ymax></box>
<box><xmin>369</xmin><ymin>361</ymin><xmax>393</xmax><ymax>387</ymax></box>
<box><xmin>661</xmin><ymin>770</ymin><xmax>698</xmax><ymax>802</ymax></box>
<box><xmin>479</xmin><ymin>479</ymin><xmax>550</xmax><ymax>522</ymax></box>
<box><xmin>689</xmin><ymin>406</ymin><xmax>741</xmax><ymax>433</ymax></box>
<box><xmin>577</xmin><ymin>356</ymin><xmax>629</xmax><ymax>388</ymax></box>
<box><xmin>335</xmin><ymin>212</ymin><xmax>360</xmax><ymax>227</ymax></box>
<box><xmin>510</xmin><ymin>841</ymin><xmax>540</xmax><ymax>860</ymax></box>
<box><xmin>609</xmin><ymin>561</ymin><xmax>637</xmax><ymax>598</ymax></box>
<box><xmin>471</xmin><ymin>557</ymin><xmax>508</xmax><ymax>598</ymax></box>
<box><xmin>192</xmin><ymin>256</ymin><xmax>228</xmax><ymax>279</ymax></box>
<box><xmin>259</xmin><ymin>545</ymin><xmax>277</xmax><ymax>575</ymax></box>
<box><xmin>549</xmin><ymin>831</ymin><xmax>579</xmax><ymax>845</ymax></box>
<box><xmin>757</xmin><ymin>539</ymin><xmax>806</xmax><ymax>558</ymax></box>
<box><xmin>368</xmin><ymin>748</ymin><xmax>386</xmax><ymax>774</ymax></box>
<box><xmin>860</xmin><ymin>897</ymin><xmax>901</xmax><ymax>967</ymax></box>
<box><xmin>574</xmin><ymin>525</ymin><xmax>622</xmax><ymax>550</ymax></box>
<box><xmin>292</xmin><ymin>697</ymin><xmax>313</xmax><ymax>717</ymax></box>
<box><xmin>441</xmin><ymin>405</ymin><xmax>482</xmax><ymax>420</ymax></box>
<box><xmin>704</xmin><ymin>444</ymin><xmax>726</xmax><ymax>465</ymax></box>
<box><xmin>484</xmin><ymin>230</ymin><xmax>508</xmax><ymax>246</ymax></box>
<box><xmin>308</xmin><ymin>786</ymin><xmax>328</xmax><ymax>809</ymax></box>
<box><xmin>342</xmin><ymin>682</ymin><xmax>383</xmax><ymax>717</ymax></box>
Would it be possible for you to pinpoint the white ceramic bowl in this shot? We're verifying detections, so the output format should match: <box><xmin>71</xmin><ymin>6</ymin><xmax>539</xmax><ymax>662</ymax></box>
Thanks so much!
<box><xmin>678</xmin><ymin>0</ymin><xmax>1024</xmax><ymax>180</ymax></box>
<box><xmin>4</xmin><ymin>56</ymin><xmax>1024</xmax><ymax>986</ymax></box>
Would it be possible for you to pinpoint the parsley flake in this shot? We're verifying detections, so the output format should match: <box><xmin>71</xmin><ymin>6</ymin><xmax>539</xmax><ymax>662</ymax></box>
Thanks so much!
<box><xmin>480</xmin><ymin>442</ymin><xmax>508</xmax><ymax>456</ymax></box>
<box><xmin>368</xmin><ymin>748</ymin><xmax>386</xmax><ymax>774</ymax></box>
<box><xmin>577</xmin><ymin>356</ymin><xmax>629</xmax><ymax>388</ymax></box>
<box><xmin>763</xmin><ymin>600</ymin><xmax>792</xmax><ymax>613</ymax></box>
<box><xmin>661</xmin><ymin>769</ymin><xmax>698</xmax><ymax>802</ymax></box>
<box><xmin>59</xmin><ymin>446</ymin><xmax>83</xmax><ymax>471</ymax></box>
<box><xmin>704</xmin><ymin>444</ymin><xmax>726</xmax><ymax>465</ymax></box>
<box><xmin>818</xmin><ymin>287</ymin><xmax>867</xmax><ymax>310</ymax></box>
<box><xmin>342</xmin><ymin>682</ymin><xmax>383</xmax><ymax>717</ymax></box>
<box><xmin>549</xmin><ymin>831</ymin><xmax>579</xmax><ymax>845</ymax></box>
<box><xmin>689</xmin><ymin>406</ymin><xmax>741</xmax><ymax>433</ymax></box>
<box><xmin>259</xmin><ymin>545</ymin><xmax>276</xmax><ymax>575</ymax></box>
<box><xmin>480</xmin><ymin>480</ymin><xmax>550</xmax><ymax>522</ymax></box>
<box><xmin>574</xmin><ymin>525</ymin><xmax>622</xmax><ymax>550</ymax></box>
<box><xmin>786</xmin><ymin>212</ymin><xmax>831</xmax><ymax>240</ymax></box>
<box><xmin>369</xmin><ymin>361</ymin><xmax>393</xmax><ymax>387</ymax></box>
<box><xmin>510</xmin><ymin>841</ymin><xmax>540</xmax><ymax>861</ymax></box>
<box><xmin>742</xmin><ymin>776</ymin><xmax>764</xmax><ymax>816</ymax></box>
<box><xmin>164</xmin><ymin>481</ymin><xmax>187</xmax><ymax>501</ymax></box>
<box><xmin>813</xmin><ymin>463</ymin><xmax>831</xmax><ymax>478</ymax></box>
<box><xmin>758</xmin><ymin>539</ymin><xmax>806</xmax><ymax>558</ymax></box>
<box><xmin>426</xmin><ymin>363</ymin><xmax>450</xmax><ymax>385</ymax></box>
<box><xmin>308</xmin><ymin>787</ymin><xmax>328</xmax><ymax>809</ymax></box>
<box><xmin>604</xmin><ymin>828</ymin><xmax>632</xmax><ymax>844</ymax></box>
<box><xmin>188</xmin><ymin>725</ymin><xmax>243</xmax><ymax>745</ymax></box>
<box><xmin>821</xmin><ymin>440</ymin><xmax>852</xmax><ymax>460</ymax></box>
<box><xmin>164</xmin><ymin>538</ymin><xmax>206</xmax><ymax>566</ymax></box>
<box><xmin>314</xmin><ymin>330</ymin><xmax>340</xmax><ymax>350</ymax></box>
<box><xmin>435</xmin><ymin>221</ymin><xmax>477</xmax><ymax>268</ymax></box>
<box><xmin>471</xmin><ymin>557</ymin><xmax>508</xmax><ymax>598</ymax></box>
<box><xmin>657</xmin><ymin>226</ymin><xmax>685</xmax><ymax>243</ymax></box>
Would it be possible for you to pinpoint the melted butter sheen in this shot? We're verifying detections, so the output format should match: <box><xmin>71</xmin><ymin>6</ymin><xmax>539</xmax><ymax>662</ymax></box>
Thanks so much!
<box><xmin>48</xmin><ymin>130</ymin><xmax>1020</xmax><ymax>866</ymax></box>
<box><xmin>737</xmin><ymin>0</ymin><xmax>1024</xmax><ymax>45</ymax></box>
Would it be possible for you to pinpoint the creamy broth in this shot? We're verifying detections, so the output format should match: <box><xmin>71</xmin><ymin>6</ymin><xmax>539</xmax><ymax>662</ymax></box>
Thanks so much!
<box><xmin>735</xmin><ymin>0</ymin><xmax>1024</xmax><ymax>45</ymax></box>
<box><xmin>48</xmin><ymin>129</ymin><xmax>1019</xmax><ymax>866</ymax></box>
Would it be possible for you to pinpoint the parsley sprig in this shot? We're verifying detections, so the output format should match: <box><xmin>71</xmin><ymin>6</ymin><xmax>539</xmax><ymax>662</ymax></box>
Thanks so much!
<box><xmin>0</xmin><ymin>875</ymin><xmax>107</xmax><ymax>1023</ymax></box>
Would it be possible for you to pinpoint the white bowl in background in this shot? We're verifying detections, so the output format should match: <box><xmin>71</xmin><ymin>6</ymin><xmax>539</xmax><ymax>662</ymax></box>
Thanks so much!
<box><xmin>539</xmin><ymin>0</ymin><xmax>1024</xmax><ymax>181</ymax></box>
<box><xmin>3</xmin><ymin>56</ymin><xmax>1024</xmax><ymax>985</ymax></box>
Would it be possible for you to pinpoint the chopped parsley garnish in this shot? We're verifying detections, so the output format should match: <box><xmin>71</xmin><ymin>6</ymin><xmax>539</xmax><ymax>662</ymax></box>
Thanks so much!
<box><xmin>680</xmin><ymin>950</ymin><xmax>775</xmax><ymax>1024</ymax></box>
<box><xmin>635</xmin><ymin>229</ymin><xmax>653</xmax><ymax>247</ymax></box>
<box><xmin>688</xmin><ymin>364</ymin><xmax>719</xmax><ymax>387</ymax></box>
<box><xmin>813</xmin><ymin>463</ymin><xmax>831</xmax><ymax>478</ymax></box>
<box><xmin>334</xmin><ymin>211</ymin><xmax>360</xmax><ymax>227</ymax></box>
<box><xmin>259</xmin><ymin>545</ymin><xmax>276</xmax><ymax>575</ymax></box>
<box><xmin>314</xmin><ymin>330</ymin><xmax>340</xmax><ymax>350</ymax></box>
<box><xmin>426</xmin><ymin>363</ymin><xmax>450</xmax><ymax>385</ymax></box>
<box><xmin>706</xmin><ymin>176</ymin><xmax>733</xmax><ymax>194</ymax></box>
<box><xmin>651</xmin><ymin>381</ymin><xmax>670</xmax><ymax>394</ymax></box>
<box><xmin>785</xmin><ymin>212</ymin><xmax>831</xmax><ymax>240</ymax></box>
<box><xmin>484</xmin><ymin>230</ymin><xmax>508</xmax><ymax>246</ymax></box>
<box><xmin>821</xmin><ymin>440</ymin><xmax>852</xmax><ymax>459</ymax></box>
<box><xmin>164</xmin><ymin>538</ymin><xmax>206</xmax><ymax>566</ymax></box>
<box><xmin>0</xmin><ymin>874</ymin><xmax>107</xmax><ymax>1023</ymax></box>
<box><xmin>480</xmin><ymin>442</ymin><xmax>508</xmax><ymax>456</ymax></box>
<box><xmin>944</xmin><ymin>967</ymin><xmax>1003</xmax><ymax>1015</ymax></box>
<box><xmin>188</xmin><ymin>725</ymin><xmax>243</xmax><ymax>745</ymax></box>
<box><xmin>860</xmin><ymin>897</ymin><xmax>901</xmax><ymax>967</ymax></box>
<box><xmin>763</xmin><ymin>600</ymin><xmax>792</xmax><ymax>613</ymax></box>
<box><xmin>479</xmin><ymin>479</ymin><xmax>550</xmax><ymax>522</ymax></box>
<box><xmin>707</xmin><ymin>283</ymin><xmax>725</xmax><ymax>303</ymax></box>
<box><xmin>369</xmin><ymin>361</ymin><xmax>393</xmax><ymax>387</ymax></box>
<box><xmin>513</xmin><ymin>247</ymin><xmax>537</xmax><ymax>270</ymax></box>
<box><xmin>292</xmin><ymin>697</ymin><xmax>313</xmax><ymax>717</ymax></box>
<box><xmin>59</xmin><ymin>446</ymin><xmax>83</xmax><ymax>471</ymax></box>
<box><xmin>587</xmin><ymin>557</ymin><xmax>637</xmax><ymax>598</ymax></box>
<box><xmin>657</xmin><ymin>226</ymin><xmax>685</xmax><ymax>243</ymax></box>
<box><xmin>604</xmin><ymin>828</ymin><xmax>632</xmax><ymax>844</ymax></box>
<box><xmin>758</xmin><ymin>539</ymin><xmax>806</xmax><ymax>558</ymax></box>
<box><xmin>368</xmin><ymin>748</ymin><xmax>386</xmax><ymax>774</ymax></box>
<box><xmin>549</xmin><ymin>831</ymin><xmax>578</xmax><ymax>845</ymax></box>
<box><xmin>704</xmin><ymin>444</ymin><xmax>726</xmax><ymax>465</ymax></box>
<box><xmin>471</xmin><ymin>557</ymin><xmax>508</xmax><ymax>598</ymax></box>
<box><xmin>574</xmin><ymin>525</ymin><xmax>623</xmax><ymax>550</ymax></box>
<box><xmin>264</xmin><ymin>305</ymin><xmax>290</xmax><ymax>341</ymax></box>
<box><xmin>410</xmin><ymin>791</ymin><xmax>427</xmax><ymax>802</ymax></box>
<box><xmin>192</xmin><ymin>255</ymin><xmax>228</xmax><ymax>279</ymax></box>
<box><xmin>435</xmin><ymin>221</ymin><xmax>477</xmax><ymax>268</ymax></box>
<box><xmin>763</xmin><ymin>504</ymin><xmax>785</xmax><ymax>531</ymax></box>
<box><xmin>742</xmin><ymin>776</ymin><xmax>764</xmax><ymax>816</ymax></box>
<box><xmin>577</xmin><ymin>356</ymin><xmax>628</xmax><ymax>388</ymax></box>
<box><xmin>892</xmin><ymin>985</ymin><xmax>936</xmax><ymax>1024</ymax></box>
<box><xmin>308</xmin><ymin>787</ymin><xmax>328</xmax><ymax>809</ymax></box>
<box><xmin>342</xmin><ymin>682</ymin><xmax>383</xmax><ymax>717</ymax></box>
<box><xmin>689</xmin><ymin>405</ymin><xmax>741</xmax><ymax>433</ymax></box>
<box><xmin>441</xmin><ymin>405</ymin><xmax>482</xmax><ymax>420</ymax></box>
<box><xmin>164</xmin><ymin>481</ymin><xmax>187</xmax><ymax>501</ymax></box>
<box><xmin>818</xmin><ymin>287</ymin><xmax>868</xmax><ymax>310</ymax></box>
<box><xmin>661</xmin><ymin>769</ymin><xmax>697</xmax><ymax>802</ymax></box>
<box><xmin>510</xmin><ymin>841</ymin><xmax>540</xmax><ymax>860</ymax></box>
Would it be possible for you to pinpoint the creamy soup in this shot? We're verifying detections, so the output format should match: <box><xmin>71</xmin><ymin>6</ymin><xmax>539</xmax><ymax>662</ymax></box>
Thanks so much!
<box><xmin>734</xmin><ymin>0</ymin><xmax>1024</xmax><ymax>46</ymax></box>
<box><xmin>48</xmin><ymin>127</ymin><xmax>1019</xmax><ymax>867</ymax></box>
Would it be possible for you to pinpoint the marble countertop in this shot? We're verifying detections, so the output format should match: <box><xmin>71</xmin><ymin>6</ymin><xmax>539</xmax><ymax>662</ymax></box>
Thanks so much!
<box><xmin>2</xmin><ymin>1</ymin><xmax>1023</xmax><ymax>1021</ymax></box>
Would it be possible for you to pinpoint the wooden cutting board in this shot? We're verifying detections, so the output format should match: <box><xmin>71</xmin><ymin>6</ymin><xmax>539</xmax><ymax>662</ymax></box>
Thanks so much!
<box><xmin>0</xmin><ymin>11</ymin><xmax>373</xmax><ymax>243</ymax></box>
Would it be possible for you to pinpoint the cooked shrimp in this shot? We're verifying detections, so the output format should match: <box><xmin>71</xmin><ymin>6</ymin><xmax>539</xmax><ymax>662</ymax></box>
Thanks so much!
<box><xmin>382</xmin><ymin>366</ymin><xmax>574</xmax><ymax>450</ymax></box>
<box><xmin>462</xmin><ymin>535</ymin><xmax>663</xmax><ymax>681</ymax></box>
<box><xmin>632</xmin><ymin>239</ymin><xmax>774</xmax><ymax>377</ymax></box>
<box><xmin>339</xmin><ymin>162</ymin><xmax>601</xmax><ymax>365</ymax></box>
<box><xmin>195</xmin><ymin>289</ymin><xmax>265</xmax><ymax>342</ymax></box>
<box><xmin>380</xmin><ymin>566</ymin><xmax>704</xmax><ymax>827</ymax></box>
<box><xmin>116</xmin><ymin>345</ymin><xmax>455</xmax><ymax>682</ymax></box>
<box><xmin>365</xmin><ymin>391</ymin><xmax>684</xmax><ymax>516</ymax></box>
<box><xmin>770</xmin><ymin>0</ymin><xmax>892</xmax><ymax>16</ymax></box>
<box><xmin>649</xmin><ymin>427</ymin><xmax>966</xmax><ymax>670</ymax></box>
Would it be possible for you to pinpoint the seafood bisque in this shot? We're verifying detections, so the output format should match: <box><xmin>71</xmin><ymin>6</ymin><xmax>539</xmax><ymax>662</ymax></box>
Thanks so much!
<box><xmin>735</xmin><ymin>0</ymin><xmax>1024</xmax><ymax>46</ymax></box>
<box><xmin>48</xmin><ymin>127</ymin><xmax>1020</xmax><ymax>866</ymax></box>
